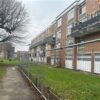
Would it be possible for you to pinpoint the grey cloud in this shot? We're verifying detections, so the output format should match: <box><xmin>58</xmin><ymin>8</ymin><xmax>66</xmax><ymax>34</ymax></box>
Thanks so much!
<box><xmin>16</xmin><ymin>0</ymin><xmax>75</xmax><ymax>51</ymax></box>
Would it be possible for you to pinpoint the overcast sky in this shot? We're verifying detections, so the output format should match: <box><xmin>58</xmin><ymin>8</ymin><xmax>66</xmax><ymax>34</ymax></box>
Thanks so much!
<box><xmin>16</xmin><ymin>0</ymin><xmax>75</xmax><ymax>51</ymax></box>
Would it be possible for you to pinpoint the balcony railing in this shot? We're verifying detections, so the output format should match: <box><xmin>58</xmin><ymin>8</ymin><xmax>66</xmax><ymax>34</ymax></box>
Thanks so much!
<box><xmin>43</xmin><ymin>36</ymin><xmax>55</xmax><ymax>45</ymax></box>
<box><xmin>71</xmin><ymin>13</ymin><xmax>100</xmax><ymax>37</ymax></box>
<box><xmin>30</xmin><ymin>36</ymin><xmax>55</xmax><ymax>49</ymax></box>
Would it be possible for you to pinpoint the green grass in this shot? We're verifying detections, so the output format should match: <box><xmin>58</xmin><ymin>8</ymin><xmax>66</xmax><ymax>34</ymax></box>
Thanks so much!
<box><xmin>0</xmin><ymin>67</ymin><xmax>6</xmax><ymax>80</ymax></box>
<box><xmin>0</xmin><ymin>60</ymin><xmax>28</xmax><ymax>65</ymax></box>
<box><xmin>25</xmin><ymin>64</ymin><xmax>100</xmax><ymax>100</ymax></box>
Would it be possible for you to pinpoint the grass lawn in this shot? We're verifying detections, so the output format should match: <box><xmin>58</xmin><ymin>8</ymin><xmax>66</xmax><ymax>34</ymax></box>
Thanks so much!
<box><xmin>0</xmin><ymin>67</ymin><xmax>6</xmax><ymax>80</ymax></box>
<box><xmin>0</xmin><ymin>60</ymin><xmax>28</xmax><ymax>65</ymax></box>
<box><xmin>25</xmin><ymin>64</ymin><xmax>100</xmax><ymax>100</ymax></box>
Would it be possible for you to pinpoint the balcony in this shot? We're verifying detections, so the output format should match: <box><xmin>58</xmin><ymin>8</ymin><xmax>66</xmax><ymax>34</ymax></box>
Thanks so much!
<box><xmin>30</xmin><ymin>41</ymin><xmax>43</xmax><ymax>49</ymax></box>
<box><xmin>39</xmin><ymin>51</ymin><xmax>45</xmax><ymax>57</ymax></box>
<box><xmin>32</xmin><ymin>53</ymin><xmax>36</xmax><ymax>57</ymax></box>
<box><xmin>71</xmin><ymin>13</ymin><xmax>100</xmax><ymax>38</ymax></box>
<box><xmin>30</xmin><ymin>36</ymin><xmax>55</xmax><ymax>49</ymax></box>
<box><xmin>43</xmin><ymin>36</ymin><xmax>55</xmax><ymax>45</ymax></box>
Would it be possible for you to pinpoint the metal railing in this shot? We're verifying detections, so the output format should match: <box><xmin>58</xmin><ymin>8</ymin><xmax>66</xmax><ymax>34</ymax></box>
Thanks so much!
<box><xmin>19</xmin><ymin>63</ymin><xmax>60</xmax><ymax>100</ymax></box>
<box><xmin>71</xmin><ymin>13</ymin><xmax>100</xmax><ymax>37</ymax></box>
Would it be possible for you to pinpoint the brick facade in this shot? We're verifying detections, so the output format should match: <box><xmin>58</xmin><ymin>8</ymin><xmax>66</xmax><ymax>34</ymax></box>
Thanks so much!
<box><xmin>30</xmin><ymin>0</ymin><xmax>100</xmax><ymax>74</ymax></box>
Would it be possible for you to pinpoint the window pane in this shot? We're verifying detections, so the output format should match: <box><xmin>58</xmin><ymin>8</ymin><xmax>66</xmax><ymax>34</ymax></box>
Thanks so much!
<box><xmin>67</xmin><ymin>8</ymin><xmax>74</xmax><ymax>21</ymax></box>
<box><xmin>67</xmin><ymin>24</ymin><xmax>73</xmax><ymax>35</ymax></box>
<box><xmin>79</xmin><ymin>5</ymin><xmax>86</xmax><ymax>15</ymax></box>
<box><xmin>57</xmin><ymin>30</ymin><xmax>61</xmax><ymax>39</ymax></box>
<box><xmin>82</xmin><ymin>5</ymin><xmax>86</xmax><ymax>14</ymax></box>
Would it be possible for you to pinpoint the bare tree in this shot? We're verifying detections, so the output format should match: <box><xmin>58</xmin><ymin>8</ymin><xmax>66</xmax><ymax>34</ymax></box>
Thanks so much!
<box><xmin>0</xmin><ymin>0</ymin><xmax>29</xmax><ymax>43</ymax></box>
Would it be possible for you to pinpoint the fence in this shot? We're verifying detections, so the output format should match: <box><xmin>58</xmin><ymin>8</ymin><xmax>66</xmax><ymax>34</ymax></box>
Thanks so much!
<box><xmin>18</xmin><ymin>63</ymin><xmax>60</xmax><ymax>100</ymax></box>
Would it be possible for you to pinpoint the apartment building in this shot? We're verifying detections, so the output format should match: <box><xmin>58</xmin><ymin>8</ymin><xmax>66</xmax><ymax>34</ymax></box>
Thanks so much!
<box><xmin>30</xmin><ymin>22</ymin><xmax>56</xmax><ymax>64</ymax></box>
<box><xmin>71</xmin><ymin>0</ymin><xmax>100</xmax><ymax>73</ymax></box>
<box><xmin>30</xmin><ymin>0</ymin><xmax>100</xmax><ymax>74</ymax></box>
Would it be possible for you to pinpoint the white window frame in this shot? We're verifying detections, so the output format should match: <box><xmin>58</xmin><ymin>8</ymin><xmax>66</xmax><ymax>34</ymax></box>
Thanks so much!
<box><xmin>57</xmin><ymin>18</ymin><xmax>62</xmax><ymax>27</ymax></box>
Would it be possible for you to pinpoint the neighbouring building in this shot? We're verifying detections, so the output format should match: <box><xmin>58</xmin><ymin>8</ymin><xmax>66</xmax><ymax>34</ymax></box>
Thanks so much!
<box><xmin>0</xmin><ymin>42</ymin><xmax>15</xmax><ymax>59</ymax></box>
<box><xmin>30</xmin><ymin>0</ymin><xmax>100</xmax><ymax>74</ymax></box>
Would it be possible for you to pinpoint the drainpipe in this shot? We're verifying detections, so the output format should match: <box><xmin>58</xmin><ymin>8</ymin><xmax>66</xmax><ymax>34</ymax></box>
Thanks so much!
<box><xmin>91</xmin><ymin>53</ymin><xmax>95</xmax><ymax>73</ymax></box>
<box><xmin>54</xmin><ymin>20</ymin><xmax>57</xmax><ymax>66</ymax></box>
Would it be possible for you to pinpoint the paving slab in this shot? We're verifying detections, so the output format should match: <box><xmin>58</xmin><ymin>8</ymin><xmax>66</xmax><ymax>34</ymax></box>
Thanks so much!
<box><xmin>0</xmin><ymin>67</ymin><xmax>35</xmax><ymax>100</ymax></box>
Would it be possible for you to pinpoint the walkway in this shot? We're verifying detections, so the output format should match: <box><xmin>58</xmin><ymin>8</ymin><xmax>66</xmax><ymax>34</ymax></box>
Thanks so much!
<box><xmin>0</xmin><ymin>67</ymin><xmax>35</xmax><ymax>100</ymax></box>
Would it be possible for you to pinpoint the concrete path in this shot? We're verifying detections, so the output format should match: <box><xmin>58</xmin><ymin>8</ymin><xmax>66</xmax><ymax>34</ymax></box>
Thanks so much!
<box><xmin>0</xmin><ymin>67</ymin><xmax>35</xmax><ymax>100</ymax></box>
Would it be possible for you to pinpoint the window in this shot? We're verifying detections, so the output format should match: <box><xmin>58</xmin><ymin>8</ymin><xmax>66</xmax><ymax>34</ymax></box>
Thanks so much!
<box><xmin>56</xmin><ymin>43</ymin><xmax>60</xmax><ymax>48</ymax></box>
<box><xmin>77</xmin><ymin>39</ymin><xmax>84</xmax><ymax>43</ymax></box>
<box><xmin>32</xmin><ymin>49</ymin><xmax>37</xmax><ymax>57</ymax></box>
<box><xmin>66</xmin><ymin>37</ymin><xmax>73</xmax><ymax>45</ymax></box>
<box><xmin>57</xmin><ymin>18</ymin><xmax>62</xmax><ymax>27</ymax></box>
<box><xmin>66</xmin><ymin>47</ymin><xmax>73</xmax><ymax>60</ymax></box>
<box><xmin>77</xmin><ymin>39</ymin><xmax>85</xmax><ymax>54</ymax></box>
<box><xmin>56</xmin><ymin>30</ymin><xmax>61</xmax><ymax>40</ymax></box>
<box><xmin>67</xmin><ymin>8</ymin><xmax>74</xmax><ymax>21</ymax></box>
<box><xmin>67</xmin><ymin>24</ymin><xmax>73</xmax><ymax>35</ymax></box>
<box><xmin>56</xmin><ymin>30</ymin><xmax>61</xmax><ymax>48</ymax></box>
<box><xmin>98</xmin><ymin>0</ymin><xmax>100</xmax><ymax>4</ymax></box>
<box><xmin>82</xmin><ymin>5</ymin><xmax>86</xmax><ymax>14</ymax></box>
<box><xmin>95</xmin><ymin>10</ymin><xmax>100</xmax><ymax>16</ymax></box>
<box><xmin>79</xmin><ymin>5</ymin><xmax>86</xmax><ymax>15</ymax></box>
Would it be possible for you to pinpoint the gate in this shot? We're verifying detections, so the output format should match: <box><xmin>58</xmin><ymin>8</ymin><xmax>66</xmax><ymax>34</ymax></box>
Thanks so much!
<box><xmin>65</xmin><ymin>47</ymin><xmax>73</xmax><ymax>69</ymax></box>
<box><xmin>65</xmin><ymin>55</ymin><xmax>73</xmax><ymax>69</ymax></box>
<box><xmin>77</xmin><ymin>54</ymin><xmax>91</xmax><ymax>72</ymax></box>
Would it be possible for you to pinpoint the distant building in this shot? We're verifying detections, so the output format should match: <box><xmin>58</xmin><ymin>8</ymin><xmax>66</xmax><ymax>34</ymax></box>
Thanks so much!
<box><xmin>0</xmin><ymin>43</ymin><xmax>15</xmax><ymax>59</ymax></box>
<box><xmin>15</xmin><ymin>51</ymin><xmax>30</xmax><ymax>61</ymax></box>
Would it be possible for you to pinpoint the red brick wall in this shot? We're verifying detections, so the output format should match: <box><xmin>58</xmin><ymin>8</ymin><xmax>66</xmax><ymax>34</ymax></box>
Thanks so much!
<box><xmin>84</xmin><ymin>33</ymin><xmax>100</xmax><ymax>52</ymax></box>
<box><xmin>86</xmin><ymin>0</ymin><xmax>100</xmax><ymax>15</ymax></box>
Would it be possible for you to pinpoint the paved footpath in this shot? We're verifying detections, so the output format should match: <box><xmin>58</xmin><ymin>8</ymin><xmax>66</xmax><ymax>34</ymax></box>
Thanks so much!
<box><xmin>0</xmin><ymin>67</ymin><xmax>35</xmax><ymax>100</ymax></box>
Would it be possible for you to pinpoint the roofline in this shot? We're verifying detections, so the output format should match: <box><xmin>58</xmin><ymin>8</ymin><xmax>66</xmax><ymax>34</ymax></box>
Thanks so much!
<box><xmin>56</xmin><ymin>0</ymin><xmax>79</xmax><ymax>20</ymax></box>
<box><xmin>31</xmin><ymin>20</ymin><xmax>56</xmax><ymax>42</ymax></box>
<box><xmin>31</xmin><ymin>0</ymin><xmax>86</xmax><ymax>43</ymax></box>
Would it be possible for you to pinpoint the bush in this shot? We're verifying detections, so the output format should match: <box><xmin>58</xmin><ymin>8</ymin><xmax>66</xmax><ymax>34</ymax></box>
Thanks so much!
<box><xmin>9</xmin><ymin>58</ymin><xmax>12</xmax><ymax>61</ymax></box>
<box><xmin>0</xmin><ymin>59</ymin><xmax>3</xmax><ymax>62</ymax></box>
